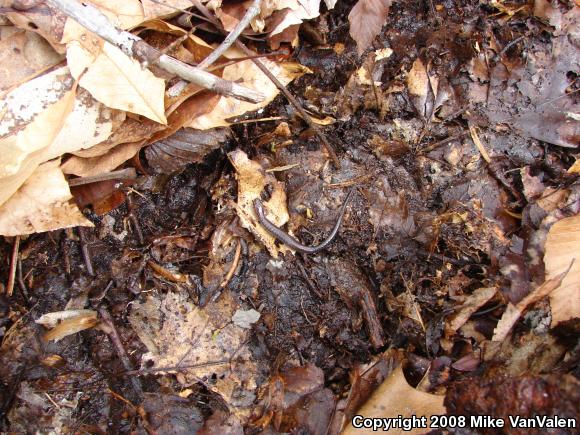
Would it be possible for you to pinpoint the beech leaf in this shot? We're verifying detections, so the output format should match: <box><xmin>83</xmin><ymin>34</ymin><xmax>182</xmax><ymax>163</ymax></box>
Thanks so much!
<box><xmin>67</xmin><ymin>40</ymin><xmax>167</xmax><ymax>124</ymax></box>
<box><xmin>348</xmin><ymin>0</ymin><xmax>392</xmax><ymax>55</ymax></box>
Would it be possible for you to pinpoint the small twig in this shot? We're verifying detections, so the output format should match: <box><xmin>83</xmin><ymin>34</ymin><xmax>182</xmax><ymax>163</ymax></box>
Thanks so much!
<box><xmin>6</xmin><ymin>235</ymin><xmax>20</xmax><ymax>297</ymax></box>
<box><xmin>46</xmin><ymin>0</ymin><xmax>264</xmax><ymax>103</ymax></box>
<box><xmin>418</xmin><ymin>133</ymin><xmax>465</xmax><ymax>155</ymax></box>
<box><xmin>126</xmin><ymin>194</ymin><xmax>144</xmax><ymax>245</ymax></box>
<box><xmin>17</xmin><ymin>256</ymin><xmax>29</xmax><ymax>300</ymax></box>
<box><xmin>77</xmin><ymin>227</ymin><xmax>94</xmax><ymax>276</ymax></box>
<box><xmin>468</xmin><ymin>123</ymin><xmax>491</xmax><ymax>163</ymax></box>
<box><xmin>98</xmin><ymin>307</ymin><xmax>144</xmax><ymax>401</ymax></box>
<box><xmin>67</xmin><ymin>168</ymin><xmax>137</xmax><ymax>187</ymax></box>
<box><xmin>296</xmin><ymin>259</ymin><xmax>325</xmax><ymax>299</ymax></box>
<box><xmin>197</xmin><ymin>0</ymin><xmax>261</xmax><ymax>70</ymax></box>
<box><xmin>219</xmin><ymin>238</ymin><xmax>242</xmax><ymax>289</ymax></box>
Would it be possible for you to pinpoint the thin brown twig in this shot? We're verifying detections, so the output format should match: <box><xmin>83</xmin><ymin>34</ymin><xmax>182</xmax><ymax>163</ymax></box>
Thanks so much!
<box><xmin>236</xmin><ymin>40</ymin><xmax>342</xmax><ymax>168</ymax></box>
<box><xmin>77</xmin><ymin>227</ymin><xmax>94</xmax><ymax>276</ymax></box>
<box><xmin>67</xmin><ymin>168</ymin><xmax>137</xmax><ymax>187</ymax></box>
<box><xmin>17</xmin><ymin>256</ymin><xmax>29</xmax><ymax>300</ymax></box>
<box><xmin>6</xmin><ymin>235</ymin><xmax>20</xmax><ymax>296</ymax></box>
<box><xmin>98</xmin><ymin>307</ymin><xmax>144</xmax><ymax>400</ymax></box>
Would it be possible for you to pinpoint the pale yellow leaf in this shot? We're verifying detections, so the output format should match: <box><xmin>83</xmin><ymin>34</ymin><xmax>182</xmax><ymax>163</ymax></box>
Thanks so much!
<box><xmin>67</xmin><ymin>40</ymin><xmax>167</xmax><ymax>124</ymax></box>
<box><xmin>0</xmin><ymin>159</ymin><xmax>93</xmax><ymax>236</ymax></box>
<box><xmin>545</xmin><ymin>215</ymin><xmax>580</xmax><ymax>326</ymax></box>
<box><xmin>343</xmin><ymin>365</ymin><xmax>445</xmax><ymax>434</ymax></box>
<box><xmin>190</xmin><ymin>56</ymin><xmax>310</xmax><ymax>129</ymax></box>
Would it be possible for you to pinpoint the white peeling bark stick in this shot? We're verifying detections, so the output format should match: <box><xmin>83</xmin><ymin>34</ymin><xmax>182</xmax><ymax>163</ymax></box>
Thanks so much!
<box><xmin>47</xmin><ymin>0</ymin><xmax>265</xmax><ymax>103</ymax></box>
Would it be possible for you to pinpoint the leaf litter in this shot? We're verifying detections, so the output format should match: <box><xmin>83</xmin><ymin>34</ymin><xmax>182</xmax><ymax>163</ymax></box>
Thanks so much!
<box><xmin>0</xmin><ymin>0</ymin><xmax>579</xmax><ymax>433</ymax></box>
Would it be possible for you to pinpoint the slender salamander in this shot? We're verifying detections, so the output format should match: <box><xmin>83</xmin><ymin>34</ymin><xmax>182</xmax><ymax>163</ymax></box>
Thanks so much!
<box><xmin>253</xmin><ymin>189</ymin><xmax>354</xmax><ymax>254</ymax></box>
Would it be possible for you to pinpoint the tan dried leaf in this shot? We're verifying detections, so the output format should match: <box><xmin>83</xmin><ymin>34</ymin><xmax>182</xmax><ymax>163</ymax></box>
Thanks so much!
<box><xmin>0</xmin><ymin>30</ymin><xmax>64</xmax><ymax>92</ymax></box>
<box><xmin>348</xmin><ymin>0</ymin><xmax>392</xmax><ymax>55</ymax></box>
<box><xmin>61</xmin><ymin>141</ymin><xmax>144</xmax><ymax>177</ymax></box>
<box><xmin>36</xmin><ymin>309</ymin><xmax>98</xmax><ymax>342</ymax></box>
<box><xmin>190</xmin><ymin>55</ymin><xmax>310</xmax><ymax>129</ymax></box>
<box><xmin>67</xmin><ymin>40</ymin><xmax>167</xmax><ymax>124</ymax></box>
<box><xmin>0</xmin><ymin>159</ymin><xmax>93</xmax><ymax>236</ymax></box>
<box><xmin>492</xmin><ymin>267</ymin><xmax>570</xmax><ymax>341</ymax></box>
<box><xmin>129</xmin><ymin>290</ymin><xmax>262</xmax><ymax>419</ymax></box>
<box><xmin>0</xmin><ymin>71</ymin><xmax>76</xmax><ymax>206</ymax></box>
<box><xmin>343</xmin><ymin>365</ymin><xmax>445</xmax><ymax>434</ymax></box>
<box><xmin>228</xmin><ymin>149</ymin><xmax>289</xmax><ymax>258</ymax></box>
<box><xmin>61</xmin><ymin>0</ymin><xmax>144</xmax><ymax>43</ymax></box>
<box><xmin>545</xmin><ymin>214</ymin><xmax>580</xmax><ymax>326</ymax></box>
<box><xmin>445</xmin><ymin>287</ymin><xmax>497</xmax><ymax>337</ymax></box>
<box><xmin>141</xmin><ymin>0</ymin><xmax>193</xmax><ymax>20</ymax></box>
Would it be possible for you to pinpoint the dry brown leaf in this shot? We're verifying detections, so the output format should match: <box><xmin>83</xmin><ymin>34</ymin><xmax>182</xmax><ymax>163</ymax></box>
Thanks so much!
<box><xmin>4</xmin><ymin>3</ymin><xmax>68</xmax><ymax>53</ymax></box>
<box><xmin>36</xmin><ymin>309</ymin><xmax>98</xmax><ymax>342</ymax></box>
<box><xmin>492</xmin><ymin>268</ymin><xmax>570</xmax><ymax>341</ymax></box>
<box><xmin>343</xmin><ymin>365</ymin><xmax>445</xmax><ymax>434</ymax></box>
<box><xmin>228</xmin><ymin>149</ymin><xmax>289</xmax><ymax>258</ymax></box>
<box><xmin>0</xmin><ymin>30</ymin><xmax>64</xmax><ymax>92</ymax></box>
<box><xmin>545</xmin><ymin>214</ymin><xmax>580</xmax><ymax>326</ymax></box>
<box><xmin>67</xmin><ymin>40</ymin><xmax>167</xmax><ymax>124</ymax></box>
<box><xmin>407</xmin><ymin>57</ymin><xmax>430</xmax><ymax>117</ymax></box>
<box><xmin>71</xmin><ymin>117</ymin><xmax>163</xmax><ymax>158</ymax></box>
<box><xmin>61</xmin><ymin>140</ymin><xmax>144</xmax><ymax>177</ymax></box>
<box><xmin>266</xmin><ymin>0</ymin><xmax>322</xmax><ymax>36</ymax></box>
<box><xmin>61</xmin><ymin>0</ymin><xmax>144</xmax><ymax>43</ymax></box>
<box><xmin>190</xmin><ymin>55</ymin><xmax>310</xmax><ymax>129</ymax></box>
<box><xmin>348</xmin><ymin>0</ymin><xmax>392</xmax><ymax>55</ymax></box>
<box><xmin>445</xmin><ymin>287</ymin><xmax>498</xmax><ymax>337</ymax></box>
<box><xmin>141</xmin><ymin>0</ymin><xmax>193</xmax><ymax>20</ymax></box>
<box><xmin>0</xmin><ymin>159</ymin><xmax>93</xmax><ymax>236</ymax></box>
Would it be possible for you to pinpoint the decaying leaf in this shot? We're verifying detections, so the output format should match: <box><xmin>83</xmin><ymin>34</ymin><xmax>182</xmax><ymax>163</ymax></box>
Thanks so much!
<box><xmin>67</xmin><ymin>40</ymin><xmax>167</xmax><ymax>124</ymax></box>
<box><xmin>129</xmin><ymin>290</ymin><xmax>263</xmax><ymax>419</ymax></box>
<box><xmin>145</xmin><ymin>127</ymin><xmax>230</xmax><ymax>173</ymax></box>
<box><xmin>343</xmin><ymin>364</ymin><xmax>445</xmax><ymax>434</ymax></box>
<box><xmin>348</xmin><ymin>0</ymin><xmax>392</xmax><ymax>55</ymax></box>
<box><xmin>445</xmin><ymin>287</ymin><xmax>498</xmax><ymax>337</ymax></box>
<box><xmin>544</xmin><ymin>214</ymin><xmax>580</xmax><ymax>326</ymax></box>
<box><xmin>228</xmin><ymin>149</ymin><xmax>289</xmax><ymax>258</ymax></box>
<box><xmin>0</xmin><ymin>159</ymin><xmax>93</xmax><ymax>236</ymax></box>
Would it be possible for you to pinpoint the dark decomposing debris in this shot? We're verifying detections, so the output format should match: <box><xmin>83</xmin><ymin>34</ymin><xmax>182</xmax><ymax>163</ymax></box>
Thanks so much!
<box><xmin>1</xmin><ymin>0</ymin><xmax>579</xmax><ymax>434</ymax></box>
